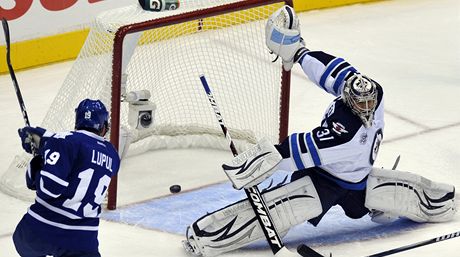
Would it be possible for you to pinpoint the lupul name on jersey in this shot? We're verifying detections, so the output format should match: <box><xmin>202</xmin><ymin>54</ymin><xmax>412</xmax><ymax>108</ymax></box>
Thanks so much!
<box><xmin>91</xmin><ymin>149</ymin><xmax>113</xmax><ymax>172</ymax></box>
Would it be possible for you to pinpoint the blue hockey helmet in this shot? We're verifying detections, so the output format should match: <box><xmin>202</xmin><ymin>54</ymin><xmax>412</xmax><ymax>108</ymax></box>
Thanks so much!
<box><xmin>75</xmin><ymin>99</ymin><xmax>109</xmax><ymax>134</ymax></box>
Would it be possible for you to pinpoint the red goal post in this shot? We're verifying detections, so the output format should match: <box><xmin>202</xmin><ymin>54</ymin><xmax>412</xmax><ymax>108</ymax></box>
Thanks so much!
<box><xmin>111</xmin><ymin>0</ymin><xmax>292</xmax><ymax>210</ymax></box>
<box><xmin>107</xmin><ymin>0</ymin><xmax>292</xmax><ymax>209</ymax></box>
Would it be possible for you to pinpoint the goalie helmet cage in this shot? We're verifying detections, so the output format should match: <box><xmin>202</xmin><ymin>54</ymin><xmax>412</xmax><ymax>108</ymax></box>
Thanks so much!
<box><xmin>1</xmin><ymin>0</ymin><xmax>292</xmax><ymax>209</ymax></box>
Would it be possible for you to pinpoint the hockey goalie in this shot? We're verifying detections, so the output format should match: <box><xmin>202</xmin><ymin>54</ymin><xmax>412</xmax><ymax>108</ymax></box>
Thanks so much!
<box><xmin>183</xmin><ymin>5</ymin><xmax>456</xmax><ymax>257</ymax></box>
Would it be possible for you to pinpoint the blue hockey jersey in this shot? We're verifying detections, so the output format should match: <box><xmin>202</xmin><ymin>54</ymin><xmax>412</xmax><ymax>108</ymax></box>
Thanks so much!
<box><xmin>277</xmin><ymin>51</ymin><xmax>384</xmax><ymax>189</ymax></box>
<box><xmin>24</xmin><ymin>130</ymin><xmax>120</xmax><ymax>251</ymax></box>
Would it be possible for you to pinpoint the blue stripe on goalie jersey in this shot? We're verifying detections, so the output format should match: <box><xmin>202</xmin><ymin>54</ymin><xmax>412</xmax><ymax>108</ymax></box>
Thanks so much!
<box><xmin>305</xmin><ymin>51</ymin><xmax>358</xmax><ymax>96</ymax></box>
<box><xmin>332</xmin><ymin>66</ymin><xmax>357</xmax><ymax>94</ymax></box>
<box><xmin>290</xmin><ymin>133</ymin><xmax>306</xmax><ymax>170</ymax></box>
<box><xmin>319</xmin><ymin>57</ymin><xmax>344</xmax><ymax>89</ymax></box>
<box><xmin>306</xmin><ymin>132</ymin><xmax>322</xmax><ymax>166</ymax></box>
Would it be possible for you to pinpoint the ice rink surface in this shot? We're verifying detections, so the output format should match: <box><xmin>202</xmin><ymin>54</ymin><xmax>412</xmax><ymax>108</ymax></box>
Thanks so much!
<box><xmin>1</xmin><ymin>0</ymin><xmax>459</xmax><ymax>256</ymax></box>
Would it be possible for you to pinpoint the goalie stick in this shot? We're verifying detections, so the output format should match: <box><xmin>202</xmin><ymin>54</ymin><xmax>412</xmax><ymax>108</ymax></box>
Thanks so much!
<box><xmin>297</xmin><ymin>230</ymin><xmax>460</xmax><ymax>257</ymax></box>
<box><xmin>2</xmin><ymin>18</ymin><xmax>37</xmax><ymax>155</ymax></box>
<box><xmin>199</xmin><ymin>74</ymin><xmax>320</xmax><ymax>257</ymax></box>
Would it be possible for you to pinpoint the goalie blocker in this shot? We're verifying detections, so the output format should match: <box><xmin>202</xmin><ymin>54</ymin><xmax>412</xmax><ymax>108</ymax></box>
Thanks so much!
<box><xmin>222</xmin><ymin>137</ymin><xmax>282</xmax><ymax>190</ymax></box>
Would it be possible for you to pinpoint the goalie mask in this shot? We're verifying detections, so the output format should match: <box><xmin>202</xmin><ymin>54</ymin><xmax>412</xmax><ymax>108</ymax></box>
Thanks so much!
<box><xmin>343</xmin><ymin>74</ymin><xmax>378</xmax><ymax>128</ymax></box>
<box><xmin>75</xmin><ymin>99</ymin><xmax>109</xmax><ymax>135</ymax></box>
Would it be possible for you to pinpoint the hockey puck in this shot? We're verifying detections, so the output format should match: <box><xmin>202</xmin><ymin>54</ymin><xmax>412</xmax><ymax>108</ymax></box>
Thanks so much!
<box><xmin>169</xmin><ymin>184</ymin><xmax>181</xmax><ymax>193</ymax></box>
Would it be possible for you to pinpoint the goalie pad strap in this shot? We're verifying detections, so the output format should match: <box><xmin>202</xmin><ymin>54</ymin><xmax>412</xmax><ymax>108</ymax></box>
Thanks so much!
<box><xmin>187</xmin><ymin>176</ymin><xmax>322</xmax><ymax>257</ymax></box>
<box><xmin>365</xmin><ymin>168</ymin><xmax>456</xmax><ymax>223</ymax></box>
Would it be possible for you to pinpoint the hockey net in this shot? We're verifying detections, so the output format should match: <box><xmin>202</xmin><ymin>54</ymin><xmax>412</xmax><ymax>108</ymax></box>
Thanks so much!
<box><xmin>1</xmin><ymin>0</ymin><xmax>291</xmax><ymax>208</ymax></box>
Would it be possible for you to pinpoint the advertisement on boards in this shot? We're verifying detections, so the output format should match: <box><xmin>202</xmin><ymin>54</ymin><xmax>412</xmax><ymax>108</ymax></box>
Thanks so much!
<box><xmin>0</xmin><ymin>0</ymin><xmax>133</xmax><ymax>42</ymax></box>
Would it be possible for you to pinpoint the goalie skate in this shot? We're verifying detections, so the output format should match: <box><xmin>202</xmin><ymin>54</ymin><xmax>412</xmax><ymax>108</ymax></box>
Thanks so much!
<box><xmin>182</xmin><ymin>228</ymin><xmax>203</xmax><ymax>256</ymax></box>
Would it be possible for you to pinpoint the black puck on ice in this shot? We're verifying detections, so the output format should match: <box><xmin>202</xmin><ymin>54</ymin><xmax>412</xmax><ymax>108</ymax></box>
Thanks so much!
<box><xmin>169</xmin><ymin>184</ymin><xmax>181</xmax><ymax>193</ymax></box>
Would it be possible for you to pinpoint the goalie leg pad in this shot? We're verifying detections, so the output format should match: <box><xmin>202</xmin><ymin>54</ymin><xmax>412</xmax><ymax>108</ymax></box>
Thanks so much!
<box><xmin>365</xmin><ymin>168</ymin><xmax>456</xmax><ymax>223</ymax></box>
<box><xmin>184</xmin><ymin>176</ymin><xmax>322</xmax><ymax>257</ymax></box>
<box><xmin>222</xmin><ymin>137</ymin><xmax>282</xmax><ymax>190</ymax></box>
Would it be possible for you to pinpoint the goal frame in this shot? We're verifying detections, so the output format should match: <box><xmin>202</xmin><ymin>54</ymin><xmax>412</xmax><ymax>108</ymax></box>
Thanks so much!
<box><xmin>107</xmin><ymin>0</ymin><xmax>293</xmax><ymax>210</ymax></box>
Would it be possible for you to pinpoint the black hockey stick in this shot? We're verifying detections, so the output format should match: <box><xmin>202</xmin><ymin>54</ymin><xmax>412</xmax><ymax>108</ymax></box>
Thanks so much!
<box><xmin>2</xmin><ymin>18</ymin><xmax>31</xmax><ymax>127</ymax></box>
<box><xmin>297</xmin><ymin>230</ymin><xmax>460</xmax><ymax>257</ymax></box>
<box><xmin>366</xmin><ymin>230</ymin><xmax>460</xmax><ymax>257</ymax></box>
<box><xmin>200</xmin><ymin>74</ymin><xmax>319</xmax><ymax>257</ymax></box>
<box><xmin>2</xmin><ymin>18</ymin><xmax>37</xmax><ymax>155</ymax></box>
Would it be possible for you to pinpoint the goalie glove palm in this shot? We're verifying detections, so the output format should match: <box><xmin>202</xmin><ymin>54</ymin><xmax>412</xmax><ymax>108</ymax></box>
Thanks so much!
<box><xmin>222</xmin><ymin>137</ymin><xmax>282</xmax><ymax>190</ymax></box>
<box><xmin>265</xmin><ymin>5</ymin><xmax>304</xmax><ymax>71</ymax></box>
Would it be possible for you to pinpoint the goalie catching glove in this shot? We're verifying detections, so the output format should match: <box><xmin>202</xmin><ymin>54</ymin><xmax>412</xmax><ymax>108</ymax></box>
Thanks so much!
<box><xmin>265</xmin><ymin>5</ymin><xmax>308</xmax><ymax>71</ymax></box>
<box><xmin>222</xmin><ymin>137</ymin><xmax>282</xmax><ymax>190</ymax></box>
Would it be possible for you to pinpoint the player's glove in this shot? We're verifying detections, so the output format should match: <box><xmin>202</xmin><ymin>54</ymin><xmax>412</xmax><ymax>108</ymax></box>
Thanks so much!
<box><xmin>265</xmin><ymin>5</ymin><xmax>308</xmax><ymax>71</ymax></box>
<box><xmin>18</xmin><ymin>126</ymin><xmax>46</xmax><ymax>154</ymax></box>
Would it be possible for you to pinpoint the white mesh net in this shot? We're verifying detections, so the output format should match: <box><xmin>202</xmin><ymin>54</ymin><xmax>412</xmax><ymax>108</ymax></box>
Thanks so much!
<box><xmin>1</xmin><ymin>0</ymin><xmax>287</xmax><ymax>202</ymax></box>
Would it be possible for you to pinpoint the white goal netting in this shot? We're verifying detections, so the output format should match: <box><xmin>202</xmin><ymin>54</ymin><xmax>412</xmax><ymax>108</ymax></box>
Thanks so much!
<box><xmin>1</xmin><ymin>0</ymin><xmax>289</xmax><ymax>203</ymax></box>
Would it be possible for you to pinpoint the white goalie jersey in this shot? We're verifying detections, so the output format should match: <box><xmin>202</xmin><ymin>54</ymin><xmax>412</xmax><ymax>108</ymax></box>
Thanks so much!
<box><xmin>276</xmin><ymin>50</ymin><xmax>384</xmax><ymax>189</ymax></box>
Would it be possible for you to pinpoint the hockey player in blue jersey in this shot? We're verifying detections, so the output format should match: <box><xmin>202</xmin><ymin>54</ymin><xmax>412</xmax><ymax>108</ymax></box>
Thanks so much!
<box><xmin>183</xmin><ymin>6</ymin><xmax>456</xmax><ymax>257</ymax></box>
<box><xmin>13</xmin><ymin>99</ymin><xmax>120</xmax><ymax>257</ymax></box>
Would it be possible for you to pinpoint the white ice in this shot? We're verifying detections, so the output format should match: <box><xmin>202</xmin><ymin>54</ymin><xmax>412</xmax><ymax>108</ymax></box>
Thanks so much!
<box><xmin>1</xmin><ymin>0</ymin><xmax>459</xmax><ymax>256</ymax></box>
